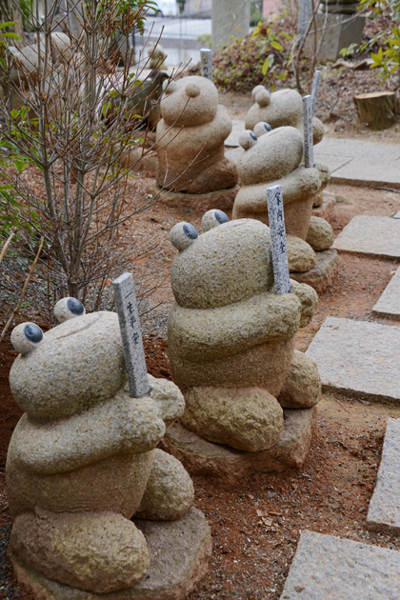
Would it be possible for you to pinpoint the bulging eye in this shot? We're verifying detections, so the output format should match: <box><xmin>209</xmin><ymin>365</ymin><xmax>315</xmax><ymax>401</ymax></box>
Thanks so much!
<box><xmin>254</xmin><ymin>87</ymin><xmax>271</xmax><ymax>108</ymax></box>
<box><xmin>11</xmin><ymin>322</ymin><xmax>44</xmax><ymax>356</ymax></box>
<box><xmin>202</xmin><ymin>209</ymin><xmax>229</xmax><ymax>232</ymax></box>
<box><xmin>185</xmin><ymin>82</ymin><xmax>200</xmax><ymax>98</ymax></box>
<box><xmin>170</xmin><ymin>222</ymin><xmax>199</xmax><ymax>251</ymax></box>
<box><xmin>239</xmin><ymin>130</ymin><xmax>258</xmax><ymax>150</ymax></box>
<box><xmin>253</xmin><ymin>121</ymin><xmax>272</xmax><ymax>137</ymax></box>
<box><xmin>54</xmin><ymin>297</ymin><xmax>86</xmax><ymax>323</ymax></box>
<box><xmin>163</xmin><ymin>79</ymin><xmax>176</xmax><ymax>95</ymax></box>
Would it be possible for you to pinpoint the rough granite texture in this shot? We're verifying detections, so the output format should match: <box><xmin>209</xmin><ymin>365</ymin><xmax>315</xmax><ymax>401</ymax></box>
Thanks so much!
<box><xmin>10</xmin><ymin>509</ymin><xmax>150</xmax><ymax>592</ymax></box>
<box><xmin>161</xmin><ymin>407</ymin><xmax>317</xmax><ymax>479</ymax></box>
<box><xmin>6</xmin><ymin>310</ymin><xmax>204</xmax><ymax>596</ymax></box>
<box><xmin>373</xmin><ymin>266</ymin><xmax>400</xmax><ymax>319</ymax></box>
<box><xmin>10</xmin><ymin>507</ymin><xmax>212</xmax><ymax>600</ymax></box>
<box><xmin>279</xmin><ymin>530</ymin><xmax>400</xmax><ymax>600</ymax></box>
<box><xmin>290</xmin><ymin>248</ymin><xmax>340</xmax><ymax>294</ymax></box>
<box><xmin>136</xmin><ymin>449</ymin><xmax>194</xmax><ymax>520</ymax></box>
<box><xmin>168</xmin><ymin>216</ymin><xmax>320</xmax><ymax>459</ymax></box>
<box><xmin>9</xmin><ymin>312</ymin><xmax>126</xmax><ymax>421</ymax></box>
<box><xmin>312</xmin><ymin>190</ymin><xmax>337</xmax><ymax>222</ymax></box>
<box><xmin>306</xmin><ymin>215</ymin><xmax>335</xmax><ymax>251</ymax></box>
<box><xmin>156</xmin><ymin>76</ymin><xmax>238</xmax><ymax>193</ymax></box>
<box><xmin>181</xmin><ymin>387</ymin><xmax>284</xmax><ymax>452</ymax></box>
<box><xmin>333</xmin><ymin>215</ymin><xmax>400</xmax><ymax>258</ymax></box>
<box><xmin>367</xmin><ymin>418</ymin><xmax>400</xmax><ymax>534</ymax></box>
<box><xmin>286</xmin><ymin>236</ymin><xmax>316</xmax><ymax>273</ymax></box>
<box><xmin>244</xmin><ymin>86</ymin><xmax>325</xmax><ymax>145</ymax></box>
<box><xmin>306</xmin><ymin>316</ymin><xmax>400</xmax><ymax>402</ymax></box>
<box><xmin>278</xmin><ymin>350</ymin><xmax>321</xmax><ymax>409</ymax></box>
<box><xmin>231</xmin><ymin>126</ymin><xmax>332</xmax><ymax>277</ymax></box>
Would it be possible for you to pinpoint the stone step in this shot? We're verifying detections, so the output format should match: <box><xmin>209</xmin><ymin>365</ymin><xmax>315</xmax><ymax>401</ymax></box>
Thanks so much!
<box><xmin>333</xmin><ymin>215</ymin><xmax>400</xmax><ymax>259</ymax></box>
<box><xmin>306</xmin><ymin>316</ymin><xmax>400</xmax><ymax>403</ymax></box>
<box><xmin>367</xmin><ymin>418</ymin><xmax>400</xmax><ymax>535</ymax></box>
<box><xmin>373</xmin><ymin>267</ymin><xmax>400</xmax><ymax>320</ymax></box>
<box><xmin>280</xmin><ymin>530</ymin><xmax>400</xmax><ymax>599</ymax></box>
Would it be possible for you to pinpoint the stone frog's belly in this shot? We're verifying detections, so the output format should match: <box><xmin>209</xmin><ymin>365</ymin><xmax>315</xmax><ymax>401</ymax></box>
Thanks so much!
<box><xmin>6</xmin><ymin>448</ymin><xmax>153</xmax><ymax>519</ymax></box>
<box><xmin>169</xmin><ymin>337</ymin><xmax>295</xmax><ymax>399</ymax></box>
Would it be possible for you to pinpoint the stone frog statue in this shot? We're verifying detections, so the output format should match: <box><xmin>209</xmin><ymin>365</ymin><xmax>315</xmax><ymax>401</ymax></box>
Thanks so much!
<box><xmin>155</xmin><ymin>75</ymin><xmax>238</xmax><ymax>193</ymax></box>
<box><xmin>167</xmin><ymin>210</ymin><xmax>321</xmax><ymax>454</ymax></box>
<box><xmin>245</xmin><ymin>85</ymin><xmax>325</xmax><ymax>146</ymax></box>
<box><xmin>6</xmin><ymin>299</ymin><xmax>194</xmax><ymax>595</ymax></box>
<box><xmin>232</xmin><ymin>126</ymin><xmax>334</xmax><ymax>276</ymax></box>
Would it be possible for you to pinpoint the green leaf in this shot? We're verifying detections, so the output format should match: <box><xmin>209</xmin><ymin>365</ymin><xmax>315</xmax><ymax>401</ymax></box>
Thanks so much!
<box><xmin>261</xmin><ymin>56</ymin><xmax>269</xmax><ymax>75</ymax></box>
<box><xmin>0</xmin><ymin>21</ymin><xmax>18</xmax><ymax>29</ymax></box>
<box><xmin>14</xmin><ymin>159</ymin><xmax>26</xmax><ymax>172</ymax></box>
<box><xmin>270</xmin><ymin>40</ymin><xmax>283</xmax><ymax>51</ymax></box>
<box><xmin>1</xmin><ymin>32</ymin><xmax>21</xmax><ymax>39</ymax></box>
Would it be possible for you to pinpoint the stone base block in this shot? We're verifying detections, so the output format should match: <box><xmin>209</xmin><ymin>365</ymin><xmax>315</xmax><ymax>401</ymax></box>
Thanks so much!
<box><xmin>10</xmin><ymin>507</ymin><xmax>211</xmax><ymax>600</ymax></box>
<box><xmin>290</xmin><ymin>248</ymin><xmax>339</xmax><ymax>293</ymax></box>
<box><xmin>160</xmin><ymin>407</ymin><xmax>317</xmax><ymax>480</ymax></box>
<box><xmin>146</xmin><ymin>183</ymin><xmax>240</xmax><ymax>214</ymax></box>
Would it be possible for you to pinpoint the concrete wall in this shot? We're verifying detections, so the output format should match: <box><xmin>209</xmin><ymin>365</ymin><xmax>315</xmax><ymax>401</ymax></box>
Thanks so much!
<box><xmin>211</xmin><ymin>0</ymin><xmax>250</xmax><ymax>51</ymax></box>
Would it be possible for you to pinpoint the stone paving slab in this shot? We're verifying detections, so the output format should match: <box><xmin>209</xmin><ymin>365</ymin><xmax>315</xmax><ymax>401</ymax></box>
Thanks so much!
<box><xmin>332</xmin><ymin>215</ymin><xmax>400</xmax><ymax>258</ymax></box>
<box><xmin>373</xmin><ymin>267</ymin><xmax>400</xmax><ymax>319</ymax></box>
<box><xmin>315</xmin><ymin>137</ymin><xmax>400</xmax><ymax>189</ymax></box>
<box><xmin>306</xmin><ymin>316</ymin><xmax>400</xmax><ymax>402</ymax></box>
<box><xmin>367</xmin><ymin>419</ymin><xmax>400</xmax><ymax>535</ymax></box>
<box><xmin>279</xmin><ymin>530</ymin><xmax>400</xmax><ymax>600</ymax></box>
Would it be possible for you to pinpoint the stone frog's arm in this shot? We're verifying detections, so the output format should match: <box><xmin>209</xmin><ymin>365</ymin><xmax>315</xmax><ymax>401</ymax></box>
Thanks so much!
<box><xmin>157</xmin><ymin>104</ymin><xmax>232</xmax><ymax>158</ymax></box>
<box><xmin>10</xmin><ymin>391</ymin><xmax>166</xmax><ymax>476</ymax></box>
<box><xmin>289</xmin><ymin>279</ymin><xmax>318</xmax><ymax>328</ymax></box>
<box><xmin>295</xmin><ymin>116</ymin><xmax>325</xmax><ymax>145</ymax></box>
<box><xmin>168</xmin><ymin>292</ymin><xmax>302</xmax><ymax>363</ymax></box>
<box><xmin>233</xmin><ymin>164</ymin><xmax>329</xmax><ymax>217</ymax></box>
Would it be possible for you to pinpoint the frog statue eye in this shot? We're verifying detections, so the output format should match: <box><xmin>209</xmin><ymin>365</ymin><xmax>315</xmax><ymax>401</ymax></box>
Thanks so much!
<box><xmin>54</xmin><ymin>297</ymin><xmax>86</xmax><ymax>324</ymax></box>
<box><xmin>162</xmin><ymin>79</ymin><xmax>176</xmax><ymax>95</ymax></box>
<box><xmin>169</xmin><ymin>222</ymin><xmax>199</xmax><ymax>251</ymax></box>
<box><xmin>239</xmin><ymin>130</ymin><xmax>258</xmax><ymax>151</ymax></box>
<box><xmin>253</xmin><ymin>121</ymin><xmax>272</xmax><ymax>138</ymax></box>
<box><xmin>11</xmin><ymin>322</ymin><xmax>44</xmax><ymax>356</ymax></box>
<box><xmin>201</xmin><ymin>209</ymin><xmax>229</xmax><ymax>232</ymax></box>
<box><xmin>252</xmin><ymin>85</ymin><xmax>271</xmax><ymax>108</ymax></box>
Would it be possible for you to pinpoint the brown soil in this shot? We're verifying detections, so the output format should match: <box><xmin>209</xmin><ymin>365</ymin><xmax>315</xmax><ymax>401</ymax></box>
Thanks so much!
<box><xmin>2</xmin><ymin>162</ymin><xmax>400</xmax><ymax>598</ymax></box>
<box><xmin>2</xmin><ymin>12</ymin><xmax>400</xmax><ymax>593</ymax></box>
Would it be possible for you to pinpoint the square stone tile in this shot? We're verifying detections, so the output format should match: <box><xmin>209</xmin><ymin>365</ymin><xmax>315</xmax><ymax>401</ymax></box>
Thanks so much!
<box><xmin>306</xmin><ymin>317</ymin><xmax>400</xmax><ymax>402</ymax></box>
<box><xmin>368</xmin><ymin>419</ymin><xmax>400</xmax><ymax>535</ymax></box>
<box><xmin>373</xmin><ymin>267</ymin><xmax>400</xmax><ymax>319</ymax></box>
<box><xmin>333</xmin><ymin>216</ymin><xmax>400</xmax><ymax>258</ymax></box>
<box><xmin>280</xmin><ymin>530</ymin><xmax>400</xmax><ymax>600</ymax></box>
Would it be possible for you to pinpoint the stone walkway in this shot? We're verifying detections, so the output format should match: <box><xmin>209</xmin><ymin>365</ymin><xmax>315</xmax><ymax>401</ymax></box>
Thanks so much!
<box><xmin>306</xmin><ymin>317</ymin><xmax>400</xmax><ymax>403</ymax></box>
<box><xmin>368</xmin><ymin>419</ymin><xmax>400</xmax><ymax>535</ymax></box>
<box><xmin>224</xmin><ymin>121</ymin><xmax>400</xmax><ymax>189</ymax></box>
<box><xmin>333</xmin><ymin>216</ymin><xmax>400</xmax><ymax>258</ymax></box>
<box><xmin>373</xmin><ymin>267</ymin><xmax>400</xmax><ymax>319</ymax></box>
<box><xmin>279</xmin><ymin>530</ymin><xmax>400</xmax><ymax>599</ymax></box>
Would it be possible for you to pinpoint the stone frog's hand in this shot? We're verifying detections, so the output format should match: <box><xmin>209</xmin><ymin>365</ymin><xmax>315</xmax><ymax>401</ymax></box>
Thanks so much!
<box><xmin>289</xmin><ymin>279</ymin><xmax>318</xmax><ymax>328</ymax></box>
<box><xmin>10</xmin><ymin>391</ymin><xmax>166</xmax><ymax>475</ymax></box>
<box><xmin>147</xmin><ymin>374</ymin><xmax>185</xmax><ymax>426</ymax></box>
<box><xmin>232</xmin><ymin>164</ymin><xmax>329</xmax><ymax>219</ymax></box>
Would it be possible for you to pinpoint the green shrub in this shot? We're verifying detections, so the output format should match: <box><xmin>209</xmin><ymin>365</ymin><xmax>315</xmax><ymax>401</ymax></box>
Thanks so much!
<box><xmin>213</xmin><ymin>17</ymin><xmax>295</xmax><ymax>92</ymax></box>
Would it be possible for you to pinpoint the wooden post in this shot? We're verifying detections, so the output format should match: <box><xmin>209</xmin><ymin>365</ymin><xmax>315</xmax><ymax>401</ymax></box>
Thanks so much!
<box><xmin>353</xmin><ymin>92</ymin><xmax>398</xmax><ymax>131</ymax></box>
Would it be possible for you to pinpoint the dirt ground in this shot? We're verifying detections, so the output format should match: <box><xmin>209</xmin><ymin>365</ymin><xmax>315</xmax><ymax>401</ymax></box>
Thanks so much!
<box><xmin>2</xmin><ymin>109</ymin><xmax>400</xmax><ymax>598</ymax></box>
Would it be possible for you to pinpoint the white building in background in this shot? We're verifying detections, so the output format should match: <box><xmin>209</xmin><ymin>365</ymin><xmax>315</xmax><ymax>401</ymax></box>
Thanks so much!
<box><xmin>184</xmin><ymin>0</ymin><xmax>212</xmax><ymax>14</ymax></box>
